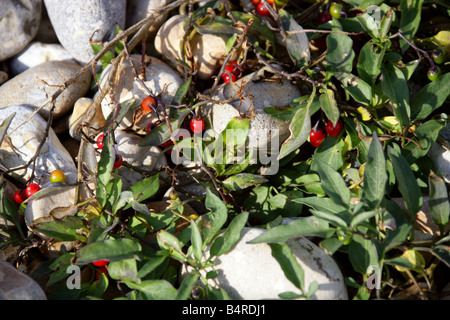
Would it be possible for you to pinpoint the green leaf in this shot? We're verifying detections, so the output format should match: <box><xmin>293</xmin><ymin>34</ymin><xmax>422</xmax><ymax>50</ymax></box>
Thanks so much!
<box><xmin>311</xmin><ymin>136</ymin><xmax>345</xmax><ymax>171</ymax></box>
<box><xmin>157</xmin><ymin>230</ymin><xmax>186</xmax><ymax>261</ymax></box>
<box><xmin>176</xmin><ymin>273</ymin><xmax>199</xmax><ymax>300</ymax></box>
<box><xmin>428</xmin><ymin>171</ymin><xmax>450</xmax><ymax>228</ymax></box>
<box><xmin>294</xmin><ymin>197</ymin><xmax>349</xmax><ymax>217</ymax></box>
<box><xmin>320</xmin><ymin>238</ymin><xmax>343</xmax><ymax>255</ymax></box>
<box><xmin>356</xmin><ymin>9</ymin><xmax>382</xmax><ymax>38</ymax></box>
<box><xmin>127</xmin><ymin>173</ymin><xmax>160</xmax><ymax>205</ymax></box>
<box><xmin>344</xmin><ymin>77</ymin><xmax>372</xmax><ymax>106</ymax></box>
<box><xmin>348</xmin><ymin>234</ymin><xmax>379</xmax><ymax>274</ymax></box>
<box><xmin>200</xmin><ymin>189</ymin><xmax>228</xmax><ymax>246</ymax></box>
<box><xmin>108</xmin><ymin>258</ymin><xmax>140</xmax><ymax>284</ymax></box>
<box><xmin>47</xmin><ymin>253</ymin><xmax>76</xmax><ymax>286</ymax></box>
<box><xmin>0</xmin><ymin>182</ymin><xmax>24</xmax><ymax>238</ymax></box>
<box><xmin>270</xmin><ymin>242</ymin><xmax>305</xmax><ymax>292</ymax></box>
<box><xmin>210</xmin><ymin>212</ymin><xmax>248</xmax><ymax>256</ymax></box>
<box><xmin>206</xmin><ymin>286</ymin><xmax>231</xmax><ymax>300</ymax></box>
<box><xmin>411</xmin><ymin>72</ymin><xmax>450</xmax><ymax>120</ymax></box>
<box><xmin>351</xmin><ymin>210</ymin><xmax>380</xmax><ymax>228</ymax></box>
<box><xmin>343</xmin><ymin>117</ymin><xmax>370</xmax><ymax>163</ymax></box>
<box><xmin>401</xmin><ymin>120</ymin><xmax>445</xmax><ymax>163</ymax></box>
<box><xmin>126</xmin><ymin>280</ymin><xmax>178</xmax><ymax>300</ymax></box>
<box><xmin>310</xmin><ymin>210</ymin><xmax>348</xmax><ymax>229</ymax></box>
<box><xmin>279</xmin><ymin>9</ymin><xmax>310</xmax><ymax>68</ymax></box>
<box><xmin>264</xmin><ymin>95</ymin><xmax>320</xmax><ymax>122</ymax></box>
<box><xmin>139</xmin><ymin>109</ymin><xmax>190</xmax><ymax>147</ymax></box>
<box><xmin>218</xmin><ymin>116</ymin><xmax>251</xmax><ymax>148</ymax></box>
<box><xmin>326</xmin><ymin>33</ymin><xmax>355</xmax><ymax>81</ymax></box>
<box><xmin>247</xmin><ymin>216</ymin><xmax>332</xmax><ymax>244</ymax></box>
<box><xmin>226</xmin><ymin>33</ymin><xmax>238</xmax><ymax>54</ymax></box>
<box><xmin>75</xmin><ymin>238</ymin><xmax>142</xmax><ymax>265</ymax></box>
<box><xmin>387</xmin><ymin>146</ymin><xmax>422</xmax><ymax>219</ymax></box>
<box><xmin>171</xmin><ymin>77</ymin><xmax>191</xmax><ymax>106</ymax></box>
<box><xmin>319</xmin><ymin>89</ymin><xmax>340</xmax><ymax>127</ymax></box>
<box><xmin>137</xmin><ymin>256</ymin><xmax>168</xmax><ymax>279</ymax></box>
<box><xmin>36</xmin><ymin>217</ymin><xmax>87</xmax><ymax>242</ymax></box>
<box><xmin>97</xmin><ymin>133</ymin><xmax>115</xmax><ymax>187</ymax></box>
<box><xmin>381</xmin><ymin>63</ymin><xmax>410</xmax><ymax>128</ymax></box>
<box><xmin>357</xmin><ymin>42</ymin><xmax>384</xmax><ymax>84</ymax></box>
<box><xmin>278</xmin><ymin>86</ymin><xmax>315</xmax><ymax>160</ymax></box>
<box><xmin>361</xmin><ymin>132</ymin><xmax>387</xmax><ymax>209</ymax></box>
<box><xmin>315</xmin><ymin>159</ymin><xmax>351</xmax><ymax>208</ymax></box>
<box><xmin>222</xmin><ymin>173</ymin><xmax>268</xmax><ymax>191</ymax></box>
<box><xmin>432</xmin><ymin>245</ymin><xmax>450</xmax><ymax>268</ymax></box>
<box><xmin>399</xmin><ymin>0</ymin><xmax>424</xmax><ymax>53</ymax></box>
<box><xmin>385</xmin><ymin>249</ymin><xmax>425</xmax><ymax>272</ymax></box>
<box><xmin>190</xmin><ymin>220</ymin><xmax>203</xmax><ymax>262</ymax></box>
<box><xmin>381</xmin><ymin>199</ymin><xmax>412</xmax><ymax>253</ymax></box>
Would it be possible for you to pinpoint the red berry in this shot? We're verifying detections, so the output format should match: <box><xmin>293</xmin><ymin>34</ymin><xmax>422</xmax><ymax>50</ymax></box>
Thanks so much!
<box><xmin>141</xmin><ymin>96</ymin><xmax>157</xmax><ymax>112</ymax></box>
<box><xmin>226</xmin><ymin>61</ymin><xmax>242</xmax><ymax>78</ymax></box>
<box><xmin>95</xmin><ymin>266</ymin><xmax>109</xmax><ymax>280</ymax></box>
<box><xmin>92</xmin><ymin>260</ymin><xmax>109</xmax><ymax>267</ymax></box>
<box><xmin>310</xmin><ymin>128</ymin><xmax>326</xmax><ymax>147</ymax></box>
<box><xmin>257</xmin><ymin>2</ymin><xmax>270</xmax><ymax>16</ymax></box>
<box><xmin>251</xmin><ymin>0</ymin><xmax>260</xmax><ymax>5</ymax></box>
<box><xmin>146</xmin><ymin>121</ymin><xmax>161</xmax><ymax>133</ymax></box>
<box><xmin>14</xmin><ymin>190</ymin><xmax>26</xmax><ymax>205</ymax></box>
<box><xmin>113</xmin><ymin>154</ymin><xmax>123</xmax><ymax>169</ymax></box>
<box><xmin>25</xmin><ymin>183</ymin><xmax>41</xmax><ymax>198</ymax></box>
<box><xmin>160</xmin><ymin>140</ymin><xmax>174</xmax><ymax>154</ymax></box>
<box><xmin>190</xmin><ymin>118</ymin><xmax>205</xmax><ymax>134</ymax></box>
<box><xmin>316</xmin><ymin>12</ymin><xmax>332</xmax><ymax>25</ymax></box>
<box><xmin>95</xmin><ymin>133</ymin><xmax>105</xmax><ymax>150</ymax></box>
<box><xmin>222</xmin><ymin>71</ymin><xmax>236</xmax><ymax>83</ymax></box>
<box><xmin>325</xmin><ymin>119</ymin><xmax>343</xmax><ymax>137</ymax></box>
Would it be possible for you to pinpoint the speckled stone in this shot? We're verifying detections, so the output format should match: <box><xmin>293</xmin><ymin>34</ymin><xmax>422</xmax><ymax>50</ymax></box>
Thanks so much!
<box><xmin>44</xmin><ymin>0</ymin><xmax>126</xmax><ymax>64</ymax></box>
<box><xmin>0</xmin><ymin>61</ymin><xmax>91</xmax><ymax>120</ymax></box>
<box><xmin>0</xmin><ymin>0</ymin><xmax>42</xmax><ymax>61</ymax></box>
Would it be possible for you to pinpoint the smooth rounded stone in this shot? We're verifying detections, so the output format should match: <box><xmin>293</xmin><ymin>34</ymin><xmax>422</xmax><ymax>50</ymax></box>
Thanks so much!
<box><xmin>182</xmin><ymin>227</ymin><xmax>348</xmax><ymax>300</ymax></box>
<box><xmin>155</xmin><ymin>15</ymin><xmax>227</xmax><ymax>80</ymax></box>
<box><xmin>0</xmin><ymin>71</ymin><xmax>8</xmax><ymax>85</ymax></box>
<box><xmin>69</xmin><ymin>97</ymin><xmax>105</xmax><ymax>141</ymax></box>
<box><xmin>210</xmin><ymin>66</ymin><xmax>301</xmax><ymax>150</ymax></box>
<box><xmin>25</xmin><ymin>185</ymin><xmax>77</xmax><ymax>239</ymax></box>
<box><xmin>0</xmin><ymin>61</ymin><xmax>91</xmax><ymax>120</ymax></box>
<box><xmin>114</xmin><ymin>130</ymin><xmax>167</xmax><ymax>190</ymax></box>
<box><xmin>100</xmin><ymin>55</ymin><xmax>183</xmax><ymax>130</ymax></box>
<box><xmin>0</xmin><ymin>0</ymin><xmax>42</xmax><ymax>61</ymax></box>
<box><xmin>430</xmin><ymin>143</ymin><xmax>450</xmax><ymax>183</ymax></box>
<box><xmin>0</xmin><ymin>105</ymin><xmax>77</xmax><ymax>186</ymax></box>
<box><xmin>0</xmin><ymin>261</ymin><xmax>46</xmax><ymax>300</ymax></box>
<box><xmin>43</xmin><ymin>0</ymin><xmax>126</xmax><ymax>64</ymax></box>
<box><xmin>10</xmin><ymin>42</ymin><xmax>76</xmax><ymax>76</ymax></box>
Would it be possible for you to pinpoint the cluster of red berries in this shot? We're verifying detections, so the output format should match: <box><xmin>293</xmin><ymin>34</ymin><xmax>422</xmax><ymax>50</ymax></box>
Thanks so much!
<box><xmin>94</xmin><ymin>133</ymin><xmax>123</xmax><ymax>169</ymax></box>
<box><xmin>251</xmin><ymin>0</ymin><xmax>273</xmax><ymax>17</ymax></box>
<box><xmin>14</xmin><ymin>169</ymin><xmax>67</xmax><ymax>205</ymax></box>
<box><xmin>222</xmin><ymin>61</ymin><xmax>242</xmax><ymax>84</ymax></box>
<box><xmin>310</xmin><ymin>119</ymin><xmax>344</xmax><ymax>147</ymax></box>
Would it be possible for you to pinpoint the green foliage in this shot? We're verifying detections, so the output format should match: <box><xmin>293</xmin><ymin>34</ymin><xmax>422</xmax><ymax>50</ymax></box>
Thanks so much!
<box><xmin>2</xmin><ymin>0</ymin><xmax>449</xmax><ymax>301</ymax></box>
